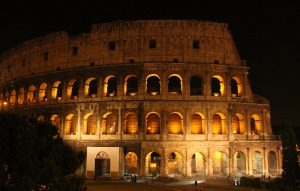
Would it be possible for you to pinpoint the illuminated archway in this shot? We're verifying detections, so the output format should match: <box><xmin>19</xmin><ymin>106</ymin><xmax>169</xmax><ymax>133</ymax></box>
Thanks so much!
<box><xmin>231</xmin><ymin>76</ymin><xmax>243</xmax><ymax>96</ymax></box>
<box><xmin>252</xmin><ymin>151</ymin><xmax>263</xmax><ymax>174</ymax></box>
<box><xmin>268</xmin><ymin>151</ymin><xmax>277</xmax><ymax>174</ymax></box>
<box><xmin>124</xmin><ymin>75</ymin><xmax>138</xmax><ymax>96</ymax></box>
<box><xmin>104</xmin><ymin>75</ymin><xmax>117</xmax><ymax>96</ymax></box>
<box><xmin>83</xmin><ymin>113</ymin><xmax>96</xmax><ymax>135</ymax></box>
<box><xmin>191</xmin><ymin>152</ymin><xmax>205</xmax><ymax>177</ymax></box>
<box><xmin>168</xmin><ymin>112</ymin><xmax>183</xmax><ymax>134</ymax></box>
<box><xmin>212</xmin><ymin>113</ymin><xmax>226</xmax><ymax>134</ymax></box>
<box><xmin>168</xmin><ymin>152</ymin><xmax>183</xmax><ymax>177</ymax></box>
<box><xmin>191</xmin><ymin>113</ymin><xmax>205</xmax><ymax>134</ymax></box>
<box><xmin>212</xmin><ymin>151</ymin><xmax>227</xmax><ymax>176</ymax></box>
<box><xmin>18</xmin><ymin>87</ymin><xmax>25</xmax><ymax>104</ymax></box>
<box><xmin>50</xmin><ymin>114</ymin><xmax>61</xmax><ymax>133</ymax></box>
<box><xmin>232</xmin><ymin>113</ymin><xmax>245</xmax><ymax>134</ymax></box>
<box><xmin>125</xmin><ymin>152</ymin><xmax>138</xmax><ymax>174</ymax></box>
<box><xmin>146</xmin><ymin>113</ymin><xmax>160</xmax><ymax>134</ymax></box>
<box><xmin>27</xmin><ymin>85</ymin><xmax>36</xmax><ymax>103</ymax></box>
<box><xmin>211</xmin><ymin>75</ymin><xmax>224</xmax><ymax>96</ymax></box>
<box><xmin>146</xmin><ymin>74</ymin><xmax>160</xmax><ymax>95</ymax></box>
<box><xmin>168</xmin><ymin>74</ymin><xmax>182</xmax><ymax>94</ymax></box>
<box><xmin>67</xmin><ymin>79</ymin><xmax>79</xmax><ymax>99</ymax></box>
<box><xmin>10</xmin><ymin>90</ymin><xmax>16</xmax><ymax>105</ymax></box>
<box><xmin>52</xmin><ymin>81</ymin><xmax>62</xmax><ymax>100</ymax></box>
<box><xmin>102</xmin><ymin>112</ymin><xmax>117</xmax><ymax>134</ymax></box>
<box><xmin>37</xmin><ymin>115</ymin><xmax>45</xmax><ymax>122</ymax></box>
<box><xmin>233</xmin><ymin>151</ymin><xmax>246</xmax><ymax>174</ymax></box>
<box><xmin>251</xmin><ymin>114</ymin><xmax>262</xmax><ymax>134</ymax></box>
<box><xmin>124</xmin><ymin>112</ymin><xmax>138</xmax><ymax>134</ymax></box>
<box><xmin>84</xmin><ymin>78</ymin><xmax>97</xmax><ymax>97</ymax></box>
<box><xmin>65</xmin><ymin>114</ymin><xmax>77</xmax><ymax>135</ymax></box>
<box><xmin>39</xmin><ymin>83</ymin><xmax>47</xmax><ymax>101</ymax></box>
<box><xmin>145</xmin><ymin>152</ymin><xmax>160</xmax><ymax>175</ymax></box>
<box><xmin>190</xmin><ymin>76</ymin><xmax>203</xmax><ymax>95</ymax></box>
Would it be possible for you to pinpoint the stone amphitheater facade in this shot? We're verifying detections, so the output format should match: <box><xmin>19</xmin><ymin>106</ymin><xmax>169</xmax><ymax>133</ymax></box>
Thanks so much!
<box><xmin>0</xmin><ymin>20</ymin><xmax>281</xmax><ymax>179</ymax></box>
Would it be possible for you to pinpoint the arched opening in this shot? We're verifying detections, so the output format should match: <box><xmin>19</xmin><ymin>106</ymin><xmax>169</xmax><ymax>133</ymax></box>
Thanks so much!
<box><xmin>251</xmin><ymin>114</ymin><xmax>262</xmax><ymax>134</ymax></box>
<box><xmin>124</xmin><ymin>112</ymin><xmax>138</xmax><ymax>134</ymax></box>
<box><xmin>191</xmin><ymin>113</ymin><xmax>204</xmax><ymax>134</ymax></box>
<box><xmin>212</xmin><ymin>113</ymin><xmax>226</xmax><ymax>134</ymax></box>
<box><xmin>37</xmin><ymin>115</ymin><xmax>45</xmax><ymax>122</ymax></box>
<box><xmin>211</xmin><ymin>75</ymin><xmax>224</xmax><ymax>96</ymax></box>
<box><xmin>168</xmin><ymin>75</ymin><xmax>182</xmax><ymax>95</ymax></box>
<box><xmin>232</xmin><ymin>113</ymin><xmax>245</xmax><ymax>134</ymax></box>
<box><xmin>252</xmin><ymin>151</ymin><xmax>263</xmax><ymax>175</ymax></box>
<box><xmin>39</xmin><ymin>83</ymin><xmax>47</xmax><ymax>101</ymax></box>
<box><xmin>50</xmin><ymin>114</ymin><xmax>61</xmax><ymax>133</ymax></box>
<box><xmin>146</xmin><ymin>75</ymin><xmax>160</xmax><ymax>95</ymax></box>
<box><xmin>83</xmin><ymin>114</ymin><xmax>96</xmax><ymax>135</ymax></box>
<box><xmin>67</xmin><ymin>79</ymin><xmax>79</xmax><ymax>99</ymax></box>
<box><xmin>95</xmin><ymin>151</ymin><xmax>110</xmax><ymax>178</ymax></box>
<box><xmin>190</xmin><ymin>76</ymin><xmax>202</xmax><ymax>95</ymax></box>
<box><xmin>167</xmin><ymin>152</ymin><xmax>183</xmax><ymax>177</ymax></box>
<box><xmin>102</xmin><ymin>113</ymin><xmax>117</xmax><ymax>134</ymax></box>
<box><xmin>145</xmin><ymin>152</ymin><xmax>160</xmax><ymax>175</ymax></box>
<box><xmin>65</xmin><ymin>114</ymin><xmax>77</xmax><ymax>135</ymax></box>
<box><xmin>18</xmin><ymin>87</ymin><xmax>25</xmax><ymax>104</ymax></box>
<box><xmin>10</xmin><ymin>90</ymin><xmax>16</xmax><ymax>105</ymax></box>
<box><xmin>52</xmin><ymin>81</ymin><xmax>62</xmax><ymax>100</ymax></box>
<box><xmin>27</xmin><ymin>85</ymin><xmax>36</xmax><ymax>103</ymax></box>
<box><xmin>146</xmin><ymin>113</ymin><xmax>160</xmax><ymax>134</ymax></box>
<box><xmin>84</xmin><ymin>78</ymin><xmax>97</xmax><ymax>97</ymax></box>
<box><xmin>268</xmin><ymin>151</ymin><xmax>277</xmax><ymax>174</ymax></box>
<box><xmin>168</xmin><ymin>113</ymin><xmax>183</xmax><ymax>134</ymax></box>
<box><xmin>191</xmin><ymin>152</ymin><xmax>205</xmax><ymax>177</ymax></box>
<box><xmin>104</xmin><ymin>76</ymin><xmax>117</xmax><ymax>97</ymax></box>
<box><xmin>234</xmin><ymin>151</ymin><xmax>246</xmax><ymax>175</ymax></box>
<box><xmin>212</xmin><ymin>151</ymin><xmax>227</xmax><ymax>177</ymax></box>
<box><xmin>125</xmin><ymin>75</ymin><xmax>138</xmax><ymax>96</ymax></box>
<box><xmin>232</xmin><ymin>76</ymin><xmax>243</xmax><ymax>97</ymax></box>
<box><xmin>125</xmin><ymin>152</ymin><xmax>138</xmax><ymax>174</ymax></box>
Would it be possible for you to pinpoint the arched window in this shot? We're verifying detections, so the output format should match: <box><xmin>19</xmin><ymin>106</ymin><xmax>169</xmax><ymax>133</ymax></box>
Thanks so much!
<box><xmin>102</xmin><ymin>113</ymin><xmax>117</xmax><ymax>134</ymax></box>
<box><xmin>67</xmin><ymin>79</ymin><xmax>79</xmax><ymax>99</ymax></box>
<box><xmin>168</xmin><ymin>113</ymin><xmax>183</xmax><ymax>134</ymax></box>
<box><xmin>212</xmin><ymin>114</ymin><xmax>226</xmax><ymax>134</ymax></box>
<box><xmin>27</xmin><ymin>85</ymin><xmax>36</xmax><ymax>103</ymax></box>
<box><xmin>168</xmin><ymin>75</ymin><xmax>182</xmax><ymax>94</ymax></box>
<box><xmin>146</xmin><ymin>75</ymin><xmax>160</xmax><ymax>95</ymax></box>
<box><xmin>65</xmin><ymin>114</ymin><xmax>77</xmax><ymax>135</ymax></box>
<box><xmin>190</xmin><ymin>76</ymin><xmax>202</xmax><ymax>95</ymax></box>
<box><xmin>104</xmin><ymin>76</ymin><xmax>117</xmax><ymax>96</ymax></box>
<box><xmin>124</xmin><ymin>113</ymin><xmax>138</xmax><ymax>134</ymax></box>
<box><xmin>52</xmin><ymin>81</ymin><xmax>62</xmax><ymax>100</ymax></box>
<box><xmin>87</xmin><ymin>114</ymin><xmax>96</xmax><ymax>135</ymax></box>
<box><xmin>39</xmin><ymin>83</ymin><xmax>47</xmax><ymax>101</ymax></box>
<box><xmin>231</xmin><ymin>76</ymin><xmax>243</xmax><ymax>97</ymax></box>
<box><xmin>125</xmin><ymin>76</ymin><xmax>138</xmax><ymax>96</ymax></box>
<box><xmin>191</xmin><ymin>113</ymin><xmax>203</xmax><ymax>134</ymax></box>
<box><xmin>232</xmin><ymin>114</ymin><xmax>245</xmax><ymax>134</ymax></box>
<box><xmin>251</xmin><ymin>114</ymin><xmax>262</xmax><ymax>134</ymax></box>
<box><xmin>10</xmin><ymin>90</ymin><xmax>16</xmax><ymax>105</ymax></box>
<box><xmin>84</xmin><ymin>78</ymin><xmax>97</xmax><ymax>97</ymax></box>
<box><xmin>50</xmin><ymin>114</ymin><xmax>60</xmax><ymax>133</ymax></box>
<box><xmin>211</xmin><ymin>75</ymin><xmax>224</xmax><ymax>96</ymax></box>
<box><xmin>268</xmin><ymin>151</ymin><xmax>277</xmax><ymax>174</ymax></box>
<box><xmin>146</xmin><ymin>113</ymin><xmax>160</xmax><ymax>134</ymax></box>
<box><xmin>18</xmin><ymin>87</ymin><xmax>25</xmax><ymax>104</ymax></box>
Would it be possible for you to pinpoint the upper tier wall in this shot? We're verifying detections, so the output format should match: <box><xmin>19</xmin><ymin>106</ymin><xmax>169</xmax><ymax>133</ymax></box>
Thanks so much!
<box><xmin>0</xmin><ymin>20</ymin><xmax>243</xmax><ymax>85</ymax></box>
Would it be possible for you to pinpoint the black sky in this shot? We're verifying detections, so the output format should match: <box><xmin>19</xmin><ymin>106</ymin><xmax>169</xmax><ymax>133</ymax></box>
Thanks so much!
<box><xmin>1</xmin><ymin>0</ymin><xmax>300</xmax><ymax>126</ymax></box>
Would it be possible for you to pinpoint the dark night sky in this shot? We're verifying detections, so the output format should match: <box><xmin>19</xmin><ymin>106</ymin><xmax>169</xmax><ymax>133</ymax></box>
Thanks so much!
<box><xmin>1</xmin><ymin>1</ymin><xmax>300</xmax><ymax>126</ymax></box>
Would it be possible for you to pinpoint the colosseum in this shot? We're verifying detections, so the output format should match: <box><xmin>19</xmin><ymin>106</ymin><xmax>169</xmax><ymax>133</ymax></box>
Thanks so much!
<box><xmin>0</xmin><ymin>20</ymin><xmax>281</xmax><ymax>180</ymax></box>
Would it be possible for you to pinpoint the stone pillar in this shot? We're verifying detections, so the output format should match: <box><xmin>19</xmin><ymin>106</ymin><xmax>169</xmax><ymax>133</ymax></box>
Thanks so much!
<box><xmin>246</xmin><ymin>147</ymin><xmax>251</xmax><ymax>175</ymax></box>
<box><xmin>206</xmin><ymin>106</ymin><xmax>211</xmax><ymax>140</ymax></box>
<box><xmin>208</xmin><ymin>148</ymin><xmax>212</xmax><ymax>177</ymax></box>
<box><xmin>76</xmin><ymin>105</ymin><xmax>81</xmax><ymax>140</ymax></box>
<box><xmin>263</xmin><ymin>147</ymin><xmax>268</xmax><ymax>175</ymax></box>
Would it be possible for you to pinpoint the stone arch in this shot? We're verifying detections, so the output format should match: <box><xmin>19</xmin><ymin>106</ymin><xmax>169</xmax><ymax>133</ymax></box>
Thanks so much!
<box><xmin>168</xmin><ymin>74</ymin><xmax>182</xmax><ymax>94</ymax></box>
<box><xmin>83</xmin><ymin>113</ymin><xmax>96</xmax><ymax>135</ymax></box>
<box><xmin>65</xmin><ymin>114</ymin><xmax>77</xmax><ymax>135</ymax></box>
<box><xmin>252</xmin><ymin>151</ymin><xmax>263</xmax><ymax>175</ymax></box>
<box><xmin>18</xmin><ymin>87</ymin><xmax>25</xmax><ymax>104</ymax></box>
<box><xmin>50</xmin><ymin>114</ymin><xmax>60</xmax><ymax>133</ymax></box>
<box><xmin>211</xmin><ymin>75</ymin><xmax>225</xmax><ymax>96</ymax></box>
<box><xmin>168</xmin><ymin>112</ymin><xmax>183</xmax><ymax>134</ymax></box>
<box><xmin>84</xmin><ymin>77</ymin><xmax>97</xmax><ymax>97</ymax></box>
<box><xmin>191</xmin><ymin>112</ymin><xmax>205</xmax><ymax>134</ymax></box>
<box><xmin>10</xmin><ymin>89</ymin><xmax>16</xmax><ymax>105</ymax></box>
<box><xmin>212</xmin><ymin>151</ymin><xmax>227</xmax><ymax>176</ymax></box>
<box><xmin>52</xmin><ymin>81</ymin><xmax>62</xmax><ymax>100</ymax></box>
<box><xmin>67</xmin><ymin>79</ymin><xmax>79</xmax><ymax>99</ymax></box>
<box><xmin>251</xmin><ymin>114</ymin><xmax>262</xmax><ymax>134</ymax></box>
<box><xmin>191</xmin><ymin>152</ymin><xmax>206</xmax><ymax>177</ymax></box>
<box><xmin>145</xmin><ymin>151</ymin><xmax>161</xmax><ymax>175</ymax></box>
<box><xmin>102</xmin><ymin>112</ymin><xmax>117</xmax><ymax>134</ymax></box>
<box><xmin>27</xmin><ymin>85</ymin><xmax>36</xmax><ymax>103</ymax></box>
<box><xmin>212</xmin><ymin>113</ymin><xmax>226</xmax><ymax>134</ymax></box>
<box><xmin>124</xmin><ymin>112</ymin><xmax>138</xmax><ymax>134</ymax></box>
<box><xmin>104</xmin><ymin>75</ymin><xmax>117</xmax><ymax>96</ymax></box>
<box><xmin>231</xmin><ymin>76</ymin><xmax>242</xmax><ymax>97</ymax></box>
<box><xmin>124</xmin><ymin>75</ymin><xmax>138</xmax><ymax>96</ymax></box>
<box><xmin>39</xmin><ymin>82</ymin><xmax>48</xmax><ymax>101</ymax></box>
<box><xmin>268</xmin><ymin>151</ymin><xmax>277</xmax><ymax>174</ymax></box>
<box><xmin>233</xmin><ymin>151</ymin><xmax>246</xmax><ymax>175</ymax></box>
<box><xmin>125</xmin><ymin>152</ymin><xmax>138</xmax><ymax>174</ymax></box>
<box><xmin>146</xmin><ymin>74</ymin><xmax>161</xmax><ymax>95</ymax></box>
<box><xmin>190</xmin><ymin>75</ymin><xmax>203</xmax><ymax>95</ymax></box>
<box><xmin>146</xmin><ymin>112</ymin><xmax>161</xmax><ymax>134</ymax></box>
<box><xmin>167</xmin><ymin>151</ymin><xmax>183</xmax><ymax>177</ymax></box>
<box><xmin>232</xmin><ymin>113</ymin><xmax>245</xmax><ymax>134</ymax></box>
